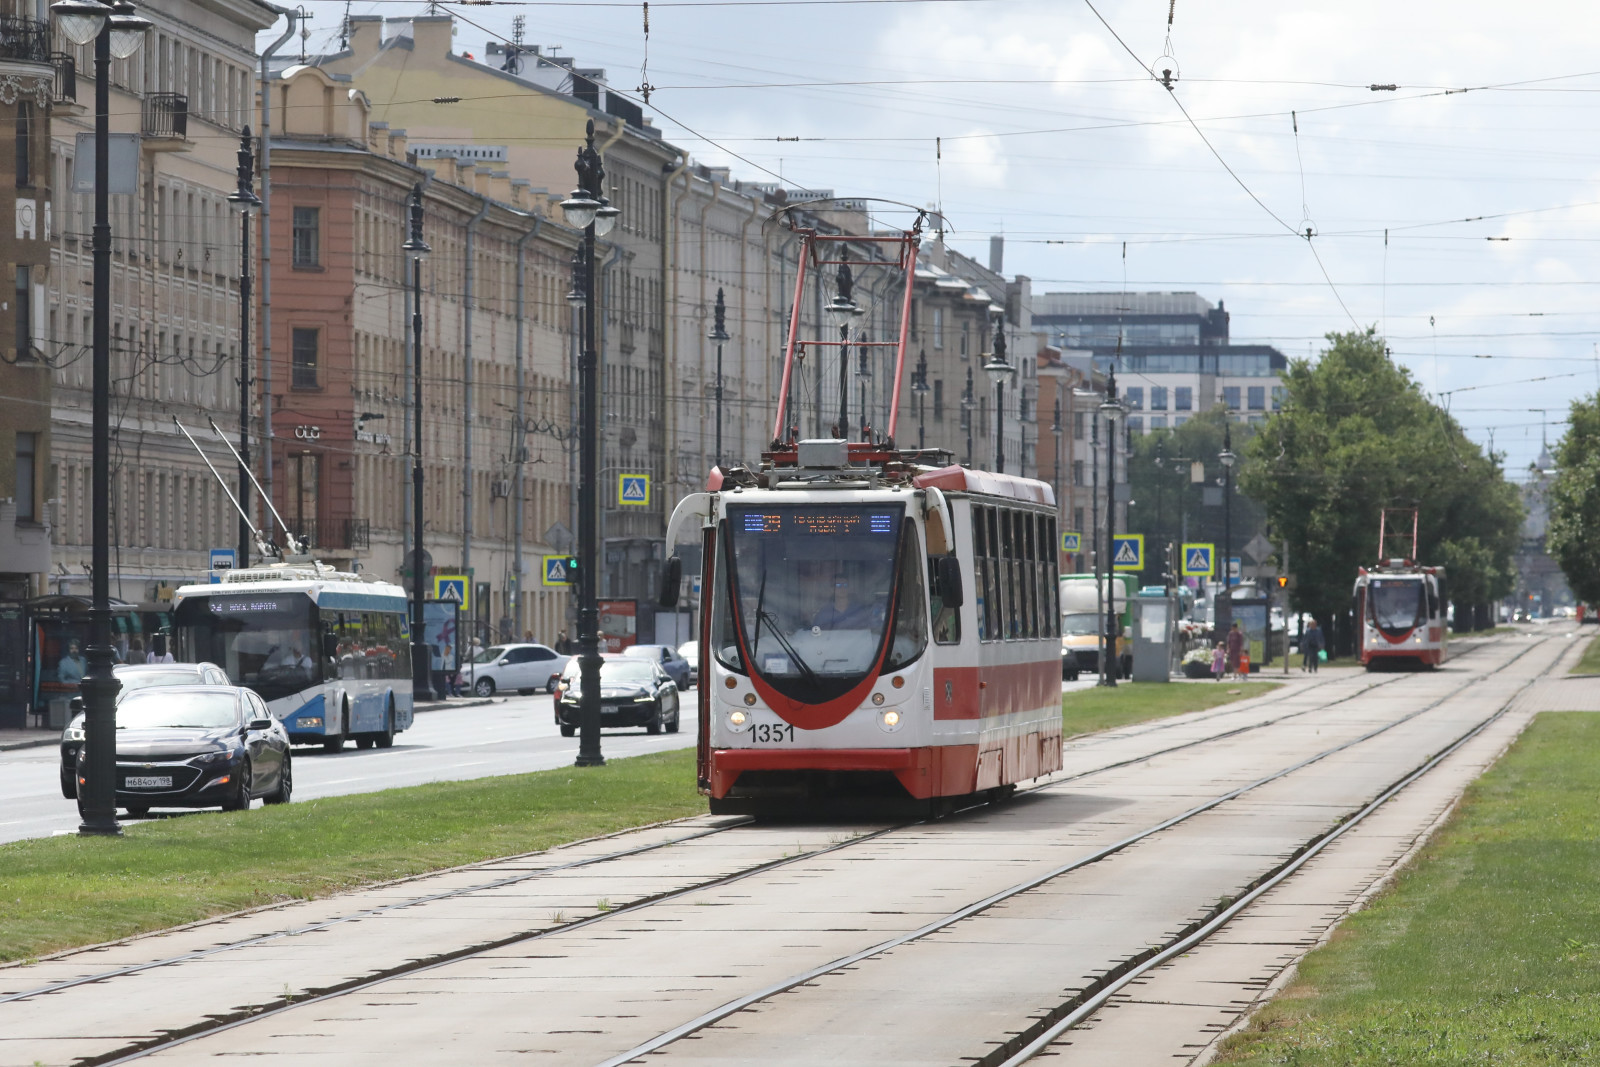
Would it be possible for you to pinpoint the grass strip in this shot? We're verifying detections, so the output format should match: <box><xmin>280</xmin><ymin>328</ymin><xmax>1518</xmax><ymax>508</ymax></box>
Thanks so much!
<box><xmin>1062</xmin><ymin>681</ymin><xmax>1281</xmax><ymax>738</ymax></box>
<box><xmin>0</xmin><ymin>748</ymin><xmax>702</xmax><ymax>965</ymax></box>
<box><xmin>1572</xmin><ymin>630</ymin><xmax>1600</xmax><ymax>674</ymax></box>
<box><xmin>1216</xmin><ymin>711</ymin><xmax>1600</xmax><ymax>1066</ymax></box>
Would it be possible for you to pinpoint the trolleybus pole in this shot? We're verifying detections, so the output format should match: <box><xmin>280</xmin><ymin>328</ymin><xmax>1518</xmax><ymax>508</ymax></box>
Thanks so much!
<box><xmin>1099</xmin><ymin>370</ymin><xmax>1125</xmax><ymax>687</ymax></box>
<box><xmin>402</xmin><ymin>184</ymin><xmax>434</xmax><ymax>702</ymax></box>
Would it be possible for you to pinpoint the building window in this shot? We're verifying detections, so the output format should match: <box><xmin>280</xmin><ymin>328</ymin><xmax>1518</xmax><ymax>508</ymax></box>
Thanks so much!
<box><xmin>1125</xmin><ymin>386</ymin><xmax>1143</xmax><ymax>411</ymax></box>
<box><xmin>1223</xmin><ymin>386</ymin><xmax>1241</xmax><ymax>410</ymax></box>
<box><xmin>1073</xmin><ymin>410</ymin><xmax>1086</xmax><ymax>440</ymax></box>
<box><xmin>1072</xmin><ymin>459</ymin><xmax>1085</xmax><ymax>487</ymax></box>
<box><xmin>960</xmin><ymin>320</ymin><xmax>969</xmax><ymax>358</ymax></box>
<box><xmin>1149</xmin><ymin>385</ymin><xmax>1168</xmax><ymax>410</ymax></box>
<box><xmin>1073</xmin><ymin>507</ymin><xmax>1084</xmax><ymax>536</ymax></box>
<box><xmin>1272</xmin><ymin>385</ymin><xmax>1286</xmax><ymax>411</ymax></box>
<box><xmin>15</xmin><ymin>102</ymin><xmax>31</xmax><ymax>188</ymax></box>
<box><xmin>291</xmin><ymin>328</ymin><xmax>319</xmax><ymax>388</ymax></box>
<box><xmin>15</xmin><ymin>432</ymin><xmax>34</xmax><ymax>522</ymax></box>
<box><xmin>1128</xmin><ymin>416</ymin><xmax>1144</xmax><ymax>434</ymax></box>
<box><xmin>1175</xmin><ymin>386</ymin><xmax>1193</xmax><ymax>411</ymax></box>
<box><xmin>1175</xmin><ymin>414</ymin><xmax>1189</xmax><ymax>426</ymax></box>
<box><xmin>932</xmin><ymin>307</ymin><xmax>944</xmax><ymax>350</ymax></box>
<box><xmin>1247</xmin><ymin>385</ymin><xmax>1265</xmax><ymax>411</ymax></box>
<box><xmin>1151</xmin><ymin>415</ymin><xmax>1168</xmax><ymax>430</ymax></box>
<box><xmin>292</xmin><ymin>206</ymin><xmax>320</xmax><ymax>268</ymax></box>
<box><xmin>933</xmin><ymin>378</ymin><xmax>944</xmax><ymax>420</ymax></box>
<box><xmin>14</xmin><ymin>266</ymin><xmax>29</xmax><ymax>358</ymax></box>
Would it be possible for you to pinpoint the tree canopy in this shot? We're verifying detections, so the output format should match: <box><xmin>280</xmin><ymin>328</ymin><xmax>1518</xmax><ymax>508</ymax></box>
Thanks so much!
<box><xmin>1238</xmin><ymin>329</ymin><xmax>1523</xmax><ymax>624</ymax></box>
<box><xmin>1545</xmin><ymin>392</ymin><xmax>1600</xmax><ymax>606</ymax></box>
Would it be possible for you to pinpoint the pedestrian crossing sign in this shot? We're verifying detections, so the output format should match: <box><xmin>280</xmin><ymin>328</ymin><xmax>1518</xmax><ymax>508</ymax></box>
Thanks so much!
<box><xmin>1111</xmin><ymin>534</ymin><xmax>1144</xmax><ymax>571</ymax></box>
<box><xmin>1060</xmin><ymin>531</ymin><xmax>1082</xmax><ymax>553</ymax></box>
<box><xmin>433</xmin><ymin>575</ymin><xmax>469</xmax><ymax>611</ymax></box>
<box><xmin>541</xmin><ymin>555</ymin><xmax>573</xmax><ymax>587</ymax></box>
<box><xmin>618</xmin><ymin>473</ymin><xmax>650</xmax><ymax>506</ymax></box>
<box><xmin>1181</xmin><ymin>543</ymin><xmax>1215</xmax><ymax>577</ymax></box>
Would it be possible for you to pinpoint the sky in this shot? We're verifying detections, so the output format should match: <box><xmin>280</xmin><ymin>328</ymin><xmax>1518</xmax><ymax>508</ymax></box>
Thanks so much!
<box><xmin>266</xmin><ymin>0</ymin><xmax>1600</xmax><ymax>476</ymax></box>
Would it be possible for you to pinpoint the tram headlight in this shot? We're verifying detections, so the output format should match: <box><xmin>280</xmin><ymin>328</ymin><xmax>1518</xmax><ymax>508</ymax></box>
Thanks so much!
<box><xmin>727</xmin><ymin>709</ymin><xmax>750</xmax><ymax>733</ymax></box>
<box><xmin>878</xmin><ymin>708</ymin><xmax>903</xmax><ymax>732</ymax></box>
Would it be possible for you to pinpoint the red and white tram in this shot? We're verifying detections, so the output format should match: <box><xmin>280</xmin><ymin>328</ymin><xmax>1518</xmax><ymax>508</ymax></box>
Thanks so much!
<box><xmin>660</xmin><ymin>206</ymin><xmax>1062</xmax><ymax>815</ymax></box>
<box><xmin>1352</xmin><ymin>509</ymin><xmax>1448</xmax><ymax>669</ymax></box>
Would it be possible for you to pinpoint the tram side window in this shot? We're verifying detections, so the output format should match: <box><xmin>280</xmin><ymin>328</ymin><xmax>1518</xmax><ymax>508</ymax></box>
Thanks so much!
<box><xmin>1019</xmin><ymin>511</ymin><xmax>1038</xmax><ymax>639</ymax></box>
<box><xmin>1041</xmin><ymin>514</ymin><xmax>1060</xmax><ymax>637</ymax></box>
<box><xmin>998</xmin><ymin>507</ymin><xmax>1018</xmax><ymax>639</ymax></box>
<box><xmin>972</xmin><ymin>506</ymin><xmax>990</xmax><ymax>641</ymax></box>
<box><xmin>710</xmin><ymin>535</ymin><xmax>744</xmax><ymax>671</ymax></box>
<box><xmin>886</xmin><ymin>526</ymin><xmax>929</xmax><ymax>669</ymax></box>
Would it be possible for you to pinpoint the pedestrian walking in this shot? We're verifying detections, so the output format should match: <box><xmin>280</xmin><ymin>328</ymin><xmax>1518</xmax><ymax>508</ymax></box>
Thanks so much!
<box><xmin>1302</xmin><ymin>618</ymin><xmax>1324</xmax><ymax>673</ymax></box>
<box><xmin>1225</xmin><ymin>620</ymin><xmax>1245</xmax><ymax>680</ymax></box>
<box><xmin>1211</xmin><ymin>641</ymin><xmax>1226</xmax><ymax>681</ymax></box>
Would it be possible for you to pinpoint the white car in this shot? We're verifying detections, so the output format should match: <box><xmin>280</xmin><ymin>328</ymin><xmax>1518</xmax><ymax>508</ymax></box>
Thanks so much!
<box><xmin>678</xmin><ymin>640</ymin><xmax>699</xmax><ymax>687</ymax></box>
<box><xmin>461</xmin><ymin>643</ymin><xmax>570</xmax><ymax>697</ymax></box>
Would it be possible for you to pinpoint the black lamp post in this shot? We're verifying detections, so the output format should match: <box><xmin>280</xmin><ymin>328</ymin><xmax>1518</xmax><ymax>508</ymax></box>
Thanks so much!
<box><xmin>912</xmin><ymin>349</ymin><xmax>930</xmax><ymax>450</ymax></box>
<box><xmin>402</xmin><ymin>184</ymin><xmax>434</xmax><ymax>701</ymax></box>
<box><xmin>960</xmin><ymin>366</ymin><xmax>975</xmax><ymax>465</ymax></box>
<box><xmin>1152</xmin><ymin>435</ymin><xmax>1165</xmax><ymax>585</ymax></box>
<box><xmin>226</xmin><ymin>126</ymin><xmax>260</xmax><ymax>571</ymax></box>
<box><xmin>54</xmin><ymin>0</ymin><xmax>147</xmax><ymax>837</ymax></box>
<box><xmin>1050</xmin><ymin>395</ymin><xmax>1063</xmax><ymax>554</ymax></box>
<box><xmin>826</xmin><ymin>264</ymin><xmax>862</xmax><ymax>440</ymax></box>
<box><xmin>709</xmin><ymin>287</ymin><xmax>728</xmax><ymax>465</ymax></box>
<box><xmin>982</xmin><ymin>316</ymin><xmax>1014</xmax><ymax>473</ymax></box>
<box><xmin>1099</xmin><ymin>369</ymin><xmax>1126</xmax><ymax>687</ymax></box>
<box><xmin>560</xmin><ymin>119</ymin><xmax>619</xmax><ymax>768</ymax></box>
<box><xmin>1219</xmin><ymin>423</ymin><xmax>1236</xmax><ymax>591</ymax></box>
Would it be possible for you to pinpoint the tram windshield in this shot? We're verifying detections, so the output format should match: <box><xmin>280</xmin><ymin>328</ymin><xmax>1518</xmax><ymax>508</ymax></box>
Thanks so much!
<box><xmin>1368</xmin><ymin>578</ymin><xmax>1427</xmax><ymax>634</ymax></box>
<box><xmin>718</xmin><ymin>503</ymin><xmax>926</xmax><ymax>703</ymax></box>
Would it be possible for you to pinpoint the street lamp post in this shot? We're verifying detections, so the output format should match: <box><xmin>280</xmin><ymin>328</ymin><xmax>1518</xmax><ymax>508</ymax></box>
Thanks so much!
<box><xmin>1051</xmin><ymin>395</ymin><xmax>1063</xmax><ymax>561</ymax></box>
<box><xmin>709</xmin><ymin>287</ymin><xmax>728</xmax><ymax>466</ymax></box>
<box><xmin>54</xmin><ymin>0</ymin><xmax>148</xmax><ymax>836</ymax></box>
<box><xmin>402</xmin><ymin>184</ymin><xmax>434</xmax><ymax>702</ymax></box>
<box><xmin>982</xmin><ymin>316</ymin><xmax>1015</xmax><ymax>473</ymax></box>
<box><xmin>1219</xmin><ymin>423</ymin><xmax>1236</xmax><ymax>592</ymax></box>
<box><xmin>226</xmin><ymin>126</ymin><xmax>260</xmax><ymax>572</ymax></box>
<box><xmin>560</xmin><ymin>120</ymin><xmax>619</xmax><ymax>768</ymax></box>
<box><xmin>912</xmin><ymin>349</ymin><xmax>930</xmax><ymax>450</ymax></box>
<box><xmin>1099</xmin><ymin>369</ymin><xmax>1126</xmax><ymax>687</ymax></box>
<box><xmin>960</xmin><ymin>367</ymin><xmax>975</xmax><ymax>465</ymax></box>
<box><xmin>1152</xmin><ymin>436</ymin><xmax>1165</xmax><ymax>586</ymax></box>
<box><xmin>826</xmin><ymin>264</ymin><xmax>862</xmax><ymax>440</ymax></box>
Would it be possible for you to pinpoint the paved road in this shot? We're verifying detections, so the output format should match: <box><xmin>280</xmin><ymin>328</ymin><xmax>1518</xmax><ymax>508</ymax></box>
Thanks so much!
<box><xmin>0</xmin><ymin>690</ymin><xmax>700</xmax><ymax>845</ymax></box>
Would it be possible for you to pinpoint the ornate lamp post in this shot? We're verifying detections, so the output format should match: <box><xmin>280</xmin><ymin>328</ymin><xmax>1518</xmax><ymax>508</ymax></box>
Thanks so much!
<box><xmin>825</xmin><ymin>264</ymin><xmax>862</xmax><ymax>439</ymax></box>
<box><xmin>560</xmin><ymin>120</ymin><xmax>619</xmax><ymax>768</ymax></box>
<box><xmin>401</xmin><ymin>184</ymin><xmax>434</xmax><ymax>701</ymax></box>
<box><xmin>982</xmin><ymin>316</ymin><xmax>1015</xmax><ymax>473</ymax></box>
<box><xmin>1219</xmin><ymin>423</ymin><xmax>1236</xmax><ymax>591</ymax></box>
<box><xmin>709</xmin><ymin>287</ymin><xmax>729</xmax><ymax>465</ymax></box>
<box><xmin>912</xmin><ymin>348</ymin><xmax>930</xmax><ymax>450</ymax></box>
<box><xmin>226</xmin><ymin>126</ymin><xmax>260</xmax><ymax>571</ymax></box>
<box><xmin>960</xmin><ymin>366</ymin><xmax>975</xmax><ymax>465</ymax></box>
<box><xmin>54</xmin><ymin>0</ymin><xmax>148</xmax><ymax>836</ymax></box>
<box><xmin>1099</xmin><ymin>369</ymin><xmax>1126</xmax><ymax>687</ymax></box>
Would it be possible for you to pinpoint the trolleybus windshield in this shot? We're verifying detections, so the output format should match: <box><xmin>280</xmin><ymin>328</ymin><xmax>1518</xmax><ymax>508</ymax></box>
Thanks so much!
<box><xmin>173</xmin><ymin>593</ymin><xmax>319</xmax><ymax>702</ymax></box>
<box><xmin>721</xmin><ymin>504</ymin><xmax>925</xmax><ymax>703</ymax></box>
<box><xmin>1368</xmin><ymin>578</ymin><xmax>1427</xmax><ymax>635</ymax></box>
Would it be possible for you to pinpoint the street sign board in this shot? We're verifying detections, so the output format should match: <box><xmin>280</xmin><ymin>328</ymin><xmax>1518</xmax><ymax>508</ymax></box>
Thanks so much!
<box><xmin>433</xmin><ymin>575</ymin><xmax>469</xmax><ymax>612</ymax></box>
<box><xmin>541</xmin><ymin>555</ymin><xmax>573</xmax><ymax>587</ymax></box>
<box><xmin>618</xmin><ymin>473</ymin><xmax>651</xmax><ymax>506</ymax></box>
<box><xmin>1181</xmin><ymin>542</ymin><xmax>1215</xmax><ymax>577</ymax></box>
<box><xmin>1111</xmin><ymin>534</ymin><xmax>1144</xmax><ymax>571</ymax></box>
<box><xmin>1243</xmin><ymin>532</ymin><xmax>1276</xmax><ymax>564</ymax></box>
<box><xmin>210</xmin><ymin>547</ymin><xmax>236</xmax><ymax>572</ymax></box>
<box><xmin>1060</xmin><ymin>531</ymin><xmax>1082</xmax><ymax>553</ymax></box>
<box><xmin>1228</xmin><ymin>557</ymin><xmax>1241</xmax><ymax>580</ymax></box>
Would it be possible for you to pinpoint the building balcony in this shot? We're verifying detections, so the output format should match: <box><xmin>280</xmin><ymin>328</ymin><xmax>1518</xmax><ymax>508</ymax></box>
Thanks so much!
<box><xmin>141</xmin><ymin>92</ymin><xmax>188</xmax><ymax>144</ymax></box>
<box><xmin>0</xmin><ymin>17</ymin><xmax>51</xmax><ymax>66</ymax></box>
<box><xmin>284</xmin><ymin>518</ymin><xmax>371</xmax><ymax>554</ymax></box>
<box><xmin>50</xmin><ymin>52</ymin><xmax>74</xmax><ymax>103</ymax></box>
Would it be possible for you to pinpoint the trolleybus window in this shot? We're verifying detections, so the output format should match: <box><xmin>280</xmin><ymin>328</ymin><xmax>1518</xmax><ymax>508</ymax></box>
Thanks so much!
<box><xmin>1368</xmin><ymin>578</ymin><xmax>1427</xmax><ymax>635</ymax></box>
<box><xmin>173</xmin><ymin>594</ymin><xmax>318</xmax><ymax>702</ymax></box>
<box><xmin>721</xmin><ymin>504</ymin><xmax>925</xmax><ymax>703</ymax></box>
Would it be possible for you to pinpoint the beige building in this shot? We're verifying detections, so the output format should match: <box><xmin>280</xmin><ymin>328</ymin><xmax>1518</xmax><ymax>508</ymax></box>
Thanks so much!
<box><xmin>47</xmin><ymin>0</ymin><xmax>278</xmax><ymax>603</ymax></box>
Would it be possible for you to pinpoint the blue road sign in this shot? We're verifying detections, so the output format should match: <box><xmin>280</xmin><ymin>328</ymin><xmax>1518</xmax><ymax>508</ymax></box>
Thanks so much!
<box><xmin>210</xmin><ymin>547</ymin><xmax>237</xmax><ymax>571</ymax></box>
<box><xmin>542</xmin><ymin>555</ymin><xmax>573</xmax><ymax>587</ymax></box>
<box><xmin>618</xmin><ymin>473</ymin><xmax>650</xmax><ymax>506</ymax></box>
<box><xmin>1181</xmin><ymin>542</ymin><xmax>1215</xmax><ymax>577</ymax></box>
<box><xmin>1112</xmin><ymin>534</ymin><xmax>1144</xmax><ymax>571</ymax></box>
<box><xmin>433</xmin><ymin>575</ymin><xmax>469</xmax><ymax>611</ymax></box>
<box><xmin>1060</xmin><ymin>531</ymin><xmax>1082</xmax><ymax>553</ymax></box>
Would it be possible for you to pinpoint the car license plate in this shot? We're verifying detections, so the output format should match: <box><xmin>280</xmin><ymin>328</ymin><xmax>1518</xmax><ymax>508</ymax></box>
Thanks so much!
<box><xmin>601</xmin><ymin>704</ymin><xmax>617</xmax><ymax>715</ymax></box>
<box><xmin>125</xmin><ymin>775</ymin><xmax>172</xmax><ymax>789</ymax></box>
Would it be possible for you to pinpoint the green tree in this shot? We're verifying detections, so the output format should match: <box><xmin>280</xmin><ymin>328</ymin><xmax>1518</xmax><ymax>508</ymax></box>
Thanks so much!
<box><xmin>1239</xmin><ymin>329</ymin><xmax>1522</xmax><ymax>630</ymax></box>
<box><xmin>1545</xmin><ymin>393</ymin><xmax>1600</xmax><ymax>606</ymax></box>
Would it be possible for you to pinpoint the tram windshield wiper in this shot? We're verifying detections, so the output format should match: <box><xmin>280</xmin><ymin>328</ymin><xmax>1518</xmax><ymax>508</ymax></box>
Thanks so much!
<box><xmin>757</xmin><ymin>610</ymin><xmax>821</xmax><ymax>688</ymax></box>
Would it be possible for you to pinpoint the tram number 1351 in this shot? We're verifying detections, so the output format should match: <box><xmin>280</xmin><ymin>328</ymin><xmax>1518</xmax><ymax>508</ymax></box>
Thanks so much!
<box><xmin>750</xmin><ymin>722</ymin><xmax>796</xmax><ymax>744</ymax></box>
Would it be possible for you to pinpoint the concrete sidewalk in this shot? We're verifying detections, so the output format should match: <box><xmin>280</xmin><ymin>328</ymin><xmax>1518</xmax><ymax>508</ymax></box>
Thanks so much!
<box><xmin>0</xmin><ymin>728</ymin><xmax>59</xmax><ymax>751</ymax></box>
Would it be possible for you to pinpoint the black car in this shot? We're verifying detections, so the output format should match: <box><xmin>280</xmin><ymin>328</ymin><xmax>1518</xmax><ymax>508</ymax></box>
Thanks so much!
<box><xmin>59</xmin><ymin>661</ymin><xmax>230</xmax><ymax>798</ymax></box>
<box><xmin>73</xmin><ymin>685</ymin><xmax>292</xmax><ymax>818</ymax></box>
<box><xmin>553</xmin><ymin>656</ymin><xmax>680</xmax><ymax>736</ymax></box>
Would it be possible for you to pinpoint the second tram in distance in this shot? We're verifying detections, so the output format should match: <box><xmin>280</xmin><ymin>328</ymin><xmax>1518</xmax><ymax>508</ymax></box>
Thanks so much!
<box><xmin>666</xmin><ymin>440</ymin><xmax>1063</xmax><ymax>816</ymax></box>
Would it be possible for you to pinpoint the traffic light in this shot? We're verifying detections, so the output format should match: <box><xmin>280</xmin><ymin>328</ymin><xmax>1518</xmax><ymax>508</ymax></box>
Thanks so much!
<box><xmin>563</xmin><ymin>556</ymin><xmax>580</xmax><ymax>580</ymax></box>
<box><xmin>1277</xmin><ymin>575</ymin><xmax>1288</xmax><ymax>588</ymax></box>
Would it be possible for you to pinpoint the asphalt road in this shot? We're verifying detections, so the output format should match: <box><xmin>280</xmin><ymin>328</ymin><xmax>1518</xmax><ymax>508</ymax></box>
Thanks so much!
<box><xmin>0</xmin><ymin>689</ymin><xmax>701</xmax><ymax>846</ymax></box>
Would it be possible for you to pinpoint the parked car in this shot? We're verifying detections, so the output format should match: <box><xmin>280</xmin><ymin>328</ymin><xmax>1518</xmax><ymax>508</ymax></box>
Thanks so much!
<box><xmin>678</xmin><ymin>640</ymin><xmax>700</xmax><ymax>687</ymax></box>
<box><xmin>59</xmin><ymin>661</ymin><xmax>230</xmax><ymax>798</ymax></box>
<box><xmin>552</xmin><ymin>656</ymin><xmax>680</xmax><ymax>736</ymax></box>
<box><xmin>460</xmin><ymin>643</ymin><xmax>570</xmax><ymax>697</ymax></box>
<box><xmin>74</xmin><ymin>685</ymin><xmax>291</xmax><ymax>818</ymax></box>
<box><xmin>623</xmin><ymin>643</ymin><xmax>692</xmax><ymax>690</ymax></box>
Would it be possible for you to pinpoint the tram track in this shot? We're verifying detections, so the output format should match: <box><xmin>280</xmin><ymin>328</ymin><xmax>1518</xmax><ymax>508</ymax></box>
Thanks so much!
<box><xmin>0</xmin><ymin>638</ymin><xmax>1537</xmax><ymax>1066</ymax></box>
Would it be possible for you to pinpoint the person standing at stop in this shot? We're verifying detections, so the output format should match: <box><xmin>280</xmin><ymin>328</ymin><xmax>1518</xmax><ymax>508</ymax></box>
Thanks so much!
<box><xmin>1225</xmin><ymin>620</ymin><xmax>1245</xmax><ymax>680</ymax></box>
